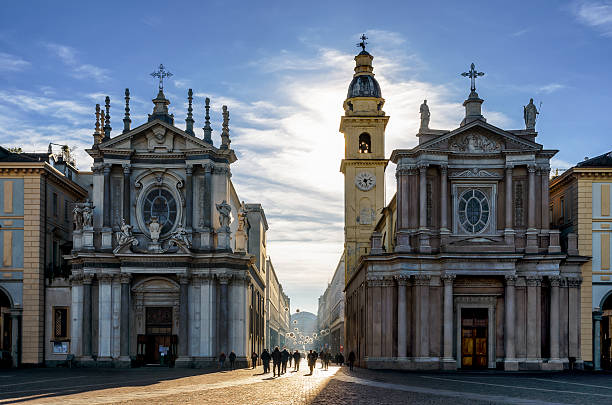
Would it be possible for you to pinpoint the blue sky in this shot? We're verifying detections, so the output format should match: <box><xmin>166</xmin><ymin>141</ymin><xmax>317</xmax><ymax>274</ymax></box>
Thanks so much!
<box><xmin>1</xmin><ymin>0</ymin><xmax>611</xmax><ymax>313</ymax></box>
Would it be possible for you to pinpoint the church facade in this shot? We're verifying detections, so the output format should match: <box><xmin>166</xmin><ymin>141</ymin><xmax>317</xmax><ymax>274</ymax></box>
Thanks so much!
<box><xmin>341</xmin><ymin>45</ymin><xmax>587</xmax><ymax>371</ymax></box>
<box><xmin>63</xmin><ymin>79</ymin><xmax>273</xmax><ymax>368</ymax></box>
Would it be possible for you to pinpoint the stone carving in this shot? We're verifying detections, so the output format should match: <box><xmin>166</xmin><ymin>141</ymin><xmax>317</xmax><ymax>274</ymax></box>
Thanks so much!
<box><xmin>235</xmin><ymin>202</ymin><xmax>248</xmax><ymax>253</ymax></box>
<box><xmin>450</xmin><ymin>133</ymin><xmax>501</xmax><ymax>152</ymax></box>
<box><xmin>82</xmin><ymin>204</ymin><xmax>93</xmax><ymax>228</ymax></box>
<box><xmin>114</xmin><ymin>218</ymin><xmax>138</xmax><ymax>254</ymax></box>
<box><xmin>216</xmin><ymin>200</ymin><xmax>232</xmax><ymax>230</ymax></box>
<box><xmin>148</xmin><ymin>216</ymin><xmax>161</xmax><ymax>243</ymax></box>
<box><xmin>73</xmin><ymin>205</ymin><xmax>83</xmax><ymax>230</ymax></box>
<box><xmin>73</xmin><ymin>200</ymin><xmax>94</xmax><ymax>230</ymax></box>
<box><xmin>451</xmin><ymin>168</ymin><xmax>501</xmax><ymax>179</ymax></box>
<box><xmin>523</xmin><ymin>98</ymin><xmax>539</xmax><ymax>130</ymax></box>
<box><xmin>419</xmin><ymin>100</ymin><xmax>430</xmax><ymax>130</ymax></box>
<box><xmin>168</xmin><ymin>226</ymin><xmax>191</xmax><ymax>251</ymax></box>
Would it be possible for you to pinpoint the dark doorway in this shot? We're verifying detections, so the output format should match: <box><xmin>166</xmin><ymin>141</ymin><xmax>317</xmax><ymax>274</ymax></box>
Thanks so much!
<box><xmin>0</xmin><ymin>290</ymin><xmax>12</xmax><ymax>368</ymax></box>
<box><xmin>602</xmin><ymin>294</ymin><xmax>612</xmax><ymax>370</ymax></box>
<box><xmin>138</xmin><ymin>307</ymin><xmax>176</xmax><ymax>366</ymax></box>
<box><xmin>461</xmin><ymin>308</ymin><xmax>488</xmax><ymax>369</ymax></box>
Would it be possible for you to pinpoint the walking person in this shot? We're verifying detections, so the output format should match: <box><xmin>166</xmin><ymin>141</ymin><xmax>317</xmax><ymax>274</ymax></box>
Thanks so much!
<box><xmin>229</xmin><ymin>351</ymin><xmax>236</xmax><ymax>370</ymax></box>
<box><xmin>307</xmin><ymin>350</ymin><xmax>316</xmax><ymax>375</ymax></box>
<box><xmin>218</xmin><ymin>352</ymin><xmax>226</xmax><ymax>370</ymax></box>
<box><xmin>251</xmin><ymin>351</ymin><xmax>258</xmax><ymax>369</ymax></box>
<box><xmin>281</xmin><ymin>347</ymin><xmax>289</xmax><ymax>374</ymax></box>
<box><xmin>288</xmin><ymin>350</ymin><xmax>293</xmax><ymax>368</ymax></box>
<box><xmin>293</xmin><ymin>350</ymin><xmax>301</xmax><ymax>371</ymax></box>
<box><xmin>272</xmin><ymin>346</ymin><xmax>282</xmax><ymax>377</ymax></box>
<box><xmin>261</xmin><ymin>349</ymin><xmax>271</xmax><ymax>374</ymax></box>
<box><xmin>348</xmin><ymin>350</ymin><xmax>355</xmax><ymax>371</ymax></box>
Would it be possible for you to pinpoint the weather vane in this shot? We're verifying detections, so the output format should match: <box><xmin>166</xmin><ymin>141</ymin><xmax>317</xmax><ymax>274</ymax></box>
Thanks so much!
<box><xmin>461</xmin><ymin>63</ymin><xmax>485</xmax><ymax>93</ymax></box>
<box><xmin>357</xmin><ymin>34</ymin><xmax>368</xmax><ymax>51</ymax></box>
<box><xmin>150</xmin><ymin>64</ymin><xmax>173</xmax><ymax>91</ymax></box>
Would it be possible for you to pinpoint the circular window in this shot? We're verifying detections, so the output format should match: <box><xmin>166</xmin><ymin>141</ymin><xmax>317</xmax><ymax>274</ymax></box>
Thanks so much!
<box><xmin>458</xmin><ymin>189</ymin><xmax>490</xmax><ymax>234</ymax></box>
<box><xmin>142</xmin><ymin>188</ymin><xmax>177</xmax><ymax>235</ymax></box>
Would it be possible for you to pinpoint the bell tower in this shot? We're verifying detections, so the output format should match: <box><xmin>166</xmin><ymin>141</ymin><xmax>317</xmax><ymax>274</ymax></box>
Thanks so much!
<box><xmin>340</xmin><ymin>37</ymin><xmax>389</xmax><ymax>283</ymax></box>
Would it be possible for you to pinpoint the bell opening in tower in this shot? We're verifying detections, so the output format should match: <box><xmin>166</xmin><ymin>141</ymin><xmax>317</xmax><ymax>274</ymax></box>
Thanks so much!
<box><xmin>359</xmin><ymin>133</ymin><xmax>371</xmax><ymax>154</ymax></box>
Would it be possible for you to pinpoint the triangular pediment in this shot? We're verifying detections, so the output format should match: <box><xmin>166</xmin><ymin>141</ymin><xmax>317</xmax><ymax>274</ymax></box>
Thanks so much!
<box><xmin>99</xmin><ymin>120</ymin><xmax>215</xmax><ymax>154</ymax></box>
<box><xmin>418</xmin><ymin>119</ymin><xmax>542</xmax><ymax>153</ymax></box>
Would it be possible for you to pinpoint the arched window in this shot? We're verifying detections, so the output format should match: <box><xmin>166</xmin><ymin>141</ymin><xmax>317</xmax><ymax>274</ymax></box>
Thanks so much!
<box><xmin>359</xmin><ymin>133</ymin><xmax>371</xmax><ymax>154</ymax></box>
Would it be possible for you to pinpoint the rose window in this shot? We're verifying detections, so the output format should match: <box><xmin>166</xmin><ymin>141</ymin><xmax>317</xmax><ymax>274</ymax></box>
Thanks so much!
<box><xmin>458</xmin><ymin>189</ymin><xmax>490</xmax><ymax>234</ymax></box>
<box><xmin>143</xmin><ymin>188</ymin><xmax>177</xmax><ymax>234</ymax></box>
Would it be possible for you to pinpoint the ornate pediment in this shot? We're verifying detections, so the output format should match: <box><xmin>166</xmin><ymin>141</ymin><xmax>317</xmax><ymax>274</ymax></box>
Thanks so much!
<box><xmin>449</xmin><ymin>132</ymin><xmax>501</xmax><ymax>153</ymax></box>
<box><xmin>449</xmin><ymin>168</ymin><xmax>502</xmax><ymax>179</ymax></box>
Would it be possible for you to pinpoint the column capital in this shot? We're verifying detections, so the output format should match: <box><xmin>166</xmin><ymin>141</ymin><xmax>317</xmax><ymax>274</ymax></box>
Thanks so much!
<box><xmin>549</xmin><ymin>275</ymin><xmax>561</xmax><ymax>287</ymax></box>
<box><xmin>441</xmin><ymin>273</ymin><xmax>456</xmax><ymax>284</ymax></box>
<box><xmin>505</xmin><ymin>164</ymin><xmax>514</xmax><ymax>170</ymax></box>
<box><xmin>440</xmin><ymin>164</ymin><xmax>448</xmax><ymax>174</ymax></box>
<box><xmin>122</xmin><ymin>164</ymin><xmax>131</xmax><ymax>174</ymax></box>
<box><xmin>366</xmin><ymin>274</ymin><xmax>384</xmax><ymax>287</ymax></box>
<box><xmin>394</xmin><ymin>274</ymin><xmax>411</xmax><ymax>286</ymax></box>
<box><xmin>185</xmin><ymin>165</ymin><xmax>193</xmax><ymax>175</ymax></box>
<box><xmin>504</xmin><ymin>274</ymin><xmax>517</xmax><ymax>285</ymax></box>
<box><xmin>103</xmin><ymin>164</ymin><xmax>112</xmax><ymax>174</ymax></box>
<box><xmin>120</xmin><ymin>273</ymin><xmax>132</xmax><ymax>284</ymax></box>
<box><xmin>203</xmin><ymin>163</ymin><xmax>214</xmax><ymax>173</ymax></box>
<box><xmin>526</xmin><ymin>275</ymin><xmax>542</xmax><ymax>287</ymax></box>
<box><xmin>527</xmin><ymin>164</ymin><xmax>537</xmax><ymax>173</ymax></box>
<box><xmin>82</xmin><ymin>273</ymin><xmax>94</xmax><ymax>284</ymax></box>
<box><xmin>566</xmin><ymin>276</ymin><xmax>582</xmax><ymax>288</ymax></box>
<box><xmin>218</xmin><ymin>273</ymin><xmax>232</xmax><ymax>285</ymax></box>
<box><xmin>98</xmin><ymin>273</ymin><xmax>114</xmax><ymax>283</ymax></box>
<box><xmin>69</xmin><ymin>273</ymin><xmax>83</xmax><ymax>285</ymax></box>
<box><xmin>178</xmin><ymin>274</ymin><xmax>191</xmax><ymax>285</ymax></box>
<box><xmin>413</xmin><ymin>273</ymin><xmax>431</xmax><ymax>286</ymax></box>
<box><xmin>381</xmin><ymin>276</ymin><xmax>395</xmax><ymax>287</ymax></box>
<box><xmin>418</xmin><ymin>163</ymin><xmax>429</xmax><ymax>173</ymax></box>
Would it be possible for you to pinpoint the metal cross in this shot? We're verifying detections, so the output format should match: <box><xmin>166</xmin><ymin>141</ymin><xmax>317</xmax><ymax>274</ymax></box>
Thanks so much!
<box><xmin>461</xmin><ymin>63</ymin><xmax>485</xmax><ymax>93</ymax></box>
<box><xmin>150</xmin><ymin>64</ymin><xmax>173</xmax><ymax>91</ymax></box>
<box><xmin>357</xmin><ymin>34</ymin><xmax>368</xmax><ymax>52</ymax></box>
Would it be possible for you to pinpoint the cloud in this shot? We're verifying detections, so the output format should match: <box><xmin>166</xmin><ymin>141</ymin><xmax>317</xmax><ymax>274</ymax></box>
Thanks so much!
<box><xmin>44</xmin><ymin>42</ymin><xmax>110</xmax><ymax>82</ymax></box>
<box><xmin>510</xmin><ymin>28</ymin><xmax>531</xmax><ymax>37</ymax></box>
<box><xmin>572</xmin><ymin>1</ymin><xmax>612</xmax><ymax>36</ymax></box>
<box><xmin>0</xmin><ymin>52</ymin><xmax>30</xmax><ymax>72</ymax></box>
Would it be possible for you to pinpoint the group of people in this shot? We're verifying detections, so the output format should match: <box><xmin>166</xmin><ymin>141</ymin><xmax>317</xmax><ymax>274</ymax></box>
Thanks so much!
<box><xmin>217</xmin><ymin>351</ymin><xmax>238</xmax><ymax>370</ymax></box>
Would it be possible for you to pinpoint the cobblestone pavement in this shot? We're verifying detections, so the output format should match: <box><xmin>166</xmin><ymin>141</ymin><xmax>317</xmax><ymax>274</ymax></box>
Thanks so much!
<box><xmin>0</xmin><ymin>364</ymin><xmax>611</xmax><ymax>404</ymax></box>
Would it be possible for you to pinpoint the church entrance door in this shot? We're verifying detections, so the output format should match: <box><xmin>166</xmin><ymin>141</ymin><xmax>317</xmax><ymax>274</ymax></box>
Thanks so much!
<box><xmin>142</xmin><ymin>307</ymin><xmax>175</xmax><ymax>366</ymax></box>
<box><xmin>461</xmin><ymin>308</ymin><xmax>488</xmax><ymax>369</ymax></box>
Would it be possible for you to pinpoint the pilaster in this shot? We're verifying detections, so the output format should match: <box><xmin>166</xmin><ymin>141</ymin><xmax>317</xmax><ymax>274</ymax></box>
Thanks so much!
<box><xmin>504</xmin><ymin>275</ymin><xmax>518</xmax><ymax>370</ymax></box>
<box><xmin>441</xmin><ymin>273</ymin><xmax>456</xmax><ymax>368</ymax></box>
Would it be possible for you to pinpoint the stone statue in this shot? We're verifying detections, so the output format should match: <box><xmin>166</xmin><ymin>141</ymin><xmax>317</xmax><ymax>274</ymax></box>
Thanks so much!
<box><xmin>82</xmin><ymin>204</ymin><xmax>93</xmax><ymax>228</ymax></box>
<box><xmin>169</xmin><ymin>226</ymin><xmax>191</xmax><ymax>250</ymax></box>
<box><xmin>114</xmin><ymin>218</ymin><xmax>138</xmax><ymax>253</ymax></box>
<box><xmin>72</xmin><ymin>205</ymin><xmax>83</xmax><ymax>230</ymax></box>
<box><xmin>523</xmin><ymin>98</ymin><xmax>539</xmax><ymax>130</ymax></box>
<box><xmin>419</xmin><ymin>99</ymin><xmax>430</xmax><ymax>130</ymax></box>
<box><xmin>216</xmin><ymin>200</ymin><xmax>232</xmax><ymax>230</ymax></box>
<box><xmin>148</xmin><ymin>216</ymin><xmax>161</xmax><ymax>243</ymax></box>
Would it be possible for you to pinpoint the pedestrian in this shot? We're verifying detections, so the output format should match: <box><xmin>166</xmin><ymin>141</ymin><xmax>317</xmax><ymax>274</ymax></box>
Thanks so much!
<box><xmin>307</xmin><ymin>350</ymin><xmax>316</xmax><ymax>375</ymax></box>
<box><xmin>261</xmin><ymin>349</ymin><xmax>271</xmax><ymax>374</ymax></box>
<box><xmin>348</xmin><ymin>350</ymin><xmax>355</xmax><ymax>371</ymax></box>
<box><xmin>251</xmin><ymin>351</ymin><xmax>258</xmax><ymax>369</ymax></box>
<box><xmin>219</xmin><ymin>352</ymin><xmax>226</xmax><ymax>369</ymax></box>
<box><xmin>288</xmin><ymin>350</ymin><xmax>293</xmax><ymax>368</ymax></box>
<box><xmin>323</xmin><ymin>351</ymin><xmax>329</xmax><ymax>370</ymax></box>
<box><xmin>229</xmin><ymin>351</ymin><xmax>236</xmax><ymax>370</ymax></box>
<box><xmin>272</xmin><ymin>346</ymin><xmax>282</xmax><ymax>377</ymax></box>
<box><xmin>281</xmin><ymin>347</ymin><xmax>289</xmax><ymax>374</ymax></box>
<box><xmin>337</xmin><ymin>352</ymin><xmax>344</xmax><ymax>366</ymax></box>
<box><xmin>293</xmin><ymin>350</ymin><xmax>301</xmax><ymax>371</ymax></box>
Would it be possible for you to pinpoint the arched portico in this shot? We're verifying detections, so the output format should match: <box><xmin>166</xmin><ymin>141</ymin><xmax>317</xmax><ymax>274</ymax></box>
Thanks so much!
<box><xmin>0</xmin><ymin>286</ymin><xmax>20</xmax><ymax>368</ymax></box>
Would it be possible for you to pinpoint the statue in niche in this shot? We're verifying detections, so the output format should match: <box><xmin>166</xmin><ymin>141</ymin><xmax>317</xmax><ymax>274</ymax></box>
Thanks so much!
<box><xmin>114</xmin><ymin>218</ymin><xmax>138</xmax><ymax>253</ymax></box>
<box><xmin>82</xmin><ymin>204</ymin><xmax>93</xmax><ymax>228</ymax></box>
<box><xmin>72</xmin><ymin>206</ymin><xmax>83</xmax><ymax>230</ymax></box>
<box><xmin>216</xmin><ymin>200</ymin><xmax>232</xmax><ymax>230</ymax></box>
<box><xmin>419</xmin><ymin>99</ymin><xmax>430</xmax><ymax>130</ymax></box>
<box><xmin>148</xmin><ymin>216</ymin><xmax>161</xmax><ymax>242</ymax></box>
<box><xmin>523</xmin><ymin>98</ymin><xmax>539</xmax><ymax>130</ymax></box>
<box><xmin>169</xmin><ymin>226</ymin><xmax>191</xmax><ymax>250</ymax></box>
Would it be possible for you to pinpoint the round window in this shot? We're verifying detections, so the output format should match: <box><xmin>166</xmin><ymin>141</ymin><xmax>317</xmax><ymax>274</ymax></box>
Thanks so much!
<box><xmin>458</xmin><ymin>189</ymin><xmax>490</xmax><ymax>234</ymax></box>
<box><xmin>142</xmin><ymin>188</ymin><xmax>177</xmax><ymax>235</ymax></box>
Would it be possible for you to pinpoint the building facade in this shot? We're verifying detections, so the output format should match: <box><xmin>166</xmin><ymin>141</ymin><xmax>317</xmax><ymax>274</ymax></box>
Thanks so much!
<box><xmin>341</xmin><ymin>47</ymin><xmax>587</xmax><ymax>371</ymax></box>
<box><xmin>550</xmin><ymin>152</ymin><xmax>612</xmax><ymax>370</ymax></box>
<box><xmin>317</xmin><ymin>254</ymin><xmax>345</xmax><ymax>354</ymax></box>
<box><xmin>265</xmin><ymin>258</ymin><xmax>290</xmax><ymax>349</ymax></box>
<box><xmin>0</xmin><ymin>146</ymin><xmax>88</xmax><ymax>367</ymax></box>
<box><xmin>290</xmin><ymin>311</ymin><xmax>317</xmax><ymax>351</ymax></box>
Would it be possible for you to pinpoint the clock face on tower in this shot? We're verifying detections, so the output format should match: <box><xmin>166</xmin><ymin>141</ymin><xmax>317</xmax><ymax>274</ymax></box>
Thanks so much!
<box><xmin>355</xmin><ymin>171</ymin><xmax>376</xmax><ymax>191</ymax></box>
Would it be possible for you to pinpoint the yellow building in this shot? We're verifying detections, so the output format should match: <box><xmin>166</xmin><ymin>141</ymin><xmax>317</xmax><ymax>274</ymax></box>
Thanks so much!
<box><xmin>0</xmin><ymin>146</ymin><xmax>87</xmax><ymax>367</ymax></box>
<box><xmin>550</xmin><ymin>151</ymin><xmax>612</xmax><ymax>370</ymax></box>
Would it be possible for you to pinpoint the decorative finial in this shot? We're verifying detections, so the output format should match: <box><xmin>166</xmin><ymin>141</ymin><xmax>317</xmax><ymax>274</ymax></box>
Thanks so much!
<box><xmin>461</xmin><ymin>63</ymin><xmax>485</xmax><ymax>95</ymax></box>
<box><xmin>93</xmin><ymin>103</ymin><xmax>102</xmax><ymax>145</ymax></box>
<box><xmin>221</xmin><ymin>105</ymin><xmax>230</xmax><ymax>149</ymax></box>
<box><xmin>185</xmin><ymin>88</ymin><xmax>195</xmax><ymax>136</ymax></box>
<box><xmin>123</xmin><ymin>88</ymin><xmax>131</xmax><ymax>133</ymax></box>
<box><xmin>203</xmin><ymin>97</ymin><xmax>213</xmax><ymax>145</ymax></box>
<box><xmin>150</xmin><ymin>64</ymin><xmax>173</xmax><ymax>91</ymax></box>
<box><xmin>357</xmin><ymin>34</ymin><xmax>368</xmax><ymax>52</ymax></box>
<box><xmin>103</xmin><ymin>96</ymin><xmax>112</xmax><ymax>141</ymax></box>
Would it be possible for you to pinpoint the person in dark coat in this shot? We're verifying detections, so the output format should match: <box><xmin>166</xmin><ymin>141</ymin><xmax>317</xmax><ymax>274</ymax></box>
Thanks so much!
<box><xmin>347</xmin><ymin>351</ymin><xmax>356</xmax><ymax>371</ymax></box>
<box><xmin>251</xmin><ymin>352</ymin><xmax>258</xmax><ymax>369</ymax></box>
<box><xmin>218</xmin><ymin>352</ymin><xmax>226</xmax><ymax>369</ymax></box>
<box><xmin>229</xmin><ymin>351</ymin><xmax>236</xmax><ymax>370</ymax></box>
<box><xmin>288</xmin><ymin>350</ymin><xmax>293</xmax><ymax>368</ymax></box>
<box><xmin>336</xmin><ymin>352</ymin><xmax>344</xmax><ymax>365</ymax></box>
<box><xmin>307</xmin><ymin>350</ymin><xmax>317</xmax><ymax>375</ymax></box>
<box><xmin>271</xmin><ymin>346</ymin><xmax>282</xmax><ymax>377</ymax></box>
<box><xmin>281</xmin><ymin>347</ymin><xmax>290</xmax><ymax>374</ymax></box>
<box><xmin>293</xmin><ymin>350</ymin><xmax>301</xmax><ymax>371</ymax></box>
<box><xmin>260</xmin><ymin>349</ymin><xmax>271</xmax><ymax>373</ymax></box>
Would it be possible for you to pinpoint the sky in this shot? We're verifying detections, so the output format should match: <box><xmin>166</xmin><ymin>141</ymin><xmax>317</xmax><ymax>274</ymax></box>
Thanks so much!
<box><xmin>1</xmin><ymin>0</ymin><xmax>611</xmax><ymax>313</ymax></box>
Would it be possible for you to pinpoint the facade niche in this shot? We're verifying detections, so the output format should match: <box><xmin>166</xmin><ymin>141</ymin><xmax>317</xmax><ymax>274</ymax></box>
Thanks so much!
<box><xmin>359</xmin><ymin>133</ymin><xmax>371</xmax><ymax>154</ymax></box>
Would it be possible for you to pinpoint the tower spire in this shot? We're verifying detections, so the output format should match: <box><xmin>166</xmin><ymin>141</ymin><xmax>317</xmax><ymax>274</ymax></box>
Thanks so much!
<box><xmin>185</xmin><ymin>89</ymin><xmax>195</xmax><ymax>136</ymax></box>
<box><xmin>123</xmin><ymin>88</ymin><xmax>131</xmax><ymax>133</ymax></box>
<box><xmin>93</xmin><ymin>103</ymin><xmax>102</xmax><ymax>145</ymax></box>
<box><xmin>221</xmin><ymin>105</ymin><xmax>231</xmax><ymax>149</ymax></box>
<box><xmin>103</xmin><ymin>96</ymin><xmax>112</xmax><ymax>141</ymax></box>
<box><xmin>203</xmin><ymin>97</ymin><xmax>213</xmax><ymax>145</ymax></box>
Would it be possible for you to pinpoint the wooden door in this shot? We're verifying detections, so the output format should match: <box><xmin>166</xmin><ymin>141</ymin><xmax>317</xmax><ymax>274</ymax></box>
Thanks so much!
<box><xmin>461</xmin><ymin>308</ymin><xmax>488</xmax><ymax>369</ymax></box>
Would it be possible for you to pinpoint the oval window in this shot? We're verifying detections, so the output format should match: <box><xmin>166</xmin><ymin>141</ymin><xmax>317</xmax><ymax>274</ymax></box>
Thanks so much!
<box><xmin>458</xmin><ymin>189</ymin><xmax>489</xmax><ymax>234</ymax></box>
<box><xmin>143</xmin><ymin>188</ymin><xmax>177</xmax><ymax>234</ymax></box>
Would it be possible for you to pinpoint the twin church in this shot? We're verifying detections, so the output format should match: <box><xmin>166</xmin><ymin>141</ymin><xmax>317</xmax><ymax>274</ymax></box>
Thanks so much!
<box><xmin>341</xmin><ymin>43</ymin><xmax>587</xmax><ymax>370</ymax></box>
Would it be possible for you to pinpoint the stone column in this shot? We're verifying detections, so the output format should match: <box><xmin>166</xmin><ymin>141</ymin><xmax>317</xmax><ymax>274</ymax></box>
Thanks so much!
<box><xmin>504</xmin><ymin>275</ymin><xmax>518</xmax><ymax>370</ymax></box>
<box><xmin>98</xmin><ymin>273</ymin><xmax>113</xmax><ymax>360</ymax></box>
<box><xmin>122</xmin><ymin>165</ymin><xmax>130</xmax><ymax>224</ymax></box>
<box><xmin>395</xmin><ymin>275</ymin><xmax>408</xmax><ymax>358</ymax></box>
<box><xmin>440</xmin><ymin>165</ymin><xmax>449</xmax><ymax>232</ymax></box>
<box><xmin>82</xmin><ymin>274</ymin><xmax>93</xmax><ymax>358</ymax></box>
<box><xmin>418</xmin><ymin>164</ymin><xmax>431</xmax><ymax>253</ymax></box>
<box><xmin>119</xmin><ymin>273</ymin><xmax>131</xmax><ymax>361</ymax></box>
<box><xmin>178</xmin><ymin>275</ymin><xmax>190</xmax><ymax>359</ymax></box>
<box><xmin>504</xmin><ymin>166</ymin><xmax>514</xmax><ymax>244</ymax></box>
<box><xmin>442</xmin><ymin>273</ymin><xmax>455</xmax><ymax>366</ymax></box>
<box><xmin>218</xmin><ymin>274</ymin><xmax>231</xmax><ymax>355</ymax></box>
<box><xmin>10</xmin><ymin>309</ymin><xmax>21</xmax><ymax>367</ymax></box>
<box><xmin>526</xmin><ymin>275</ymin><xmax>541</xmax><ymax>362</ymax></box>
<box><xmin>567</xmin><ymin>277</ymin><xmax>580</xmax><ymax>360</ymax></box>
<box><xmin>541</xmin><ymin>168</ymin><xmax>550</xmax><ymax>231</ymax></box>
<box><xmin>549</xmin><ymin>276</ymin><xmax>561</xmax><ymax>364</ymax></box>
<box><xmin>201</xmin><ymin>164</ymin><xmax>213</xmax><ymax>248</ymax></box>
<box><xmin>526</xmin><ymin>165</ymin><xmax>538</xmax><ymax>253</ymax></box>
<box><xmin>395</xmin><ymin>166</ymin><xmax>411</xmax><ymax>252</ymax></box>
<box><xmin>593</xmin><ymin>308</ymin><xmax>603</xmax><ymax>371</ymax></box>
<box><xmin>185</xmin><ymin>166</ymin><xmax>193</xmax><ymax>229</ymax></box>
<box><xmin>415</xmin><ymin>274</ymin><xmax>430</xmax><ymax>359</ymax></box>
<box><xmin>103</xmin><ymin>165</ymin><xmax>111</xmax><ymax>228</ymax></box>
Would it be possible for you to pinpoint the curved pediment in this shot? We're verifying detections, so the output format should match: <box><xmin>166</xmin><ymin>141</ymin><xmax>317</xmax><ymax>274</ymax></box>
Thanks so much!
<box><xmin>131</xmin><ymin>276</ymin><xmax>180</xmax><ymax>293</ymax></box>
